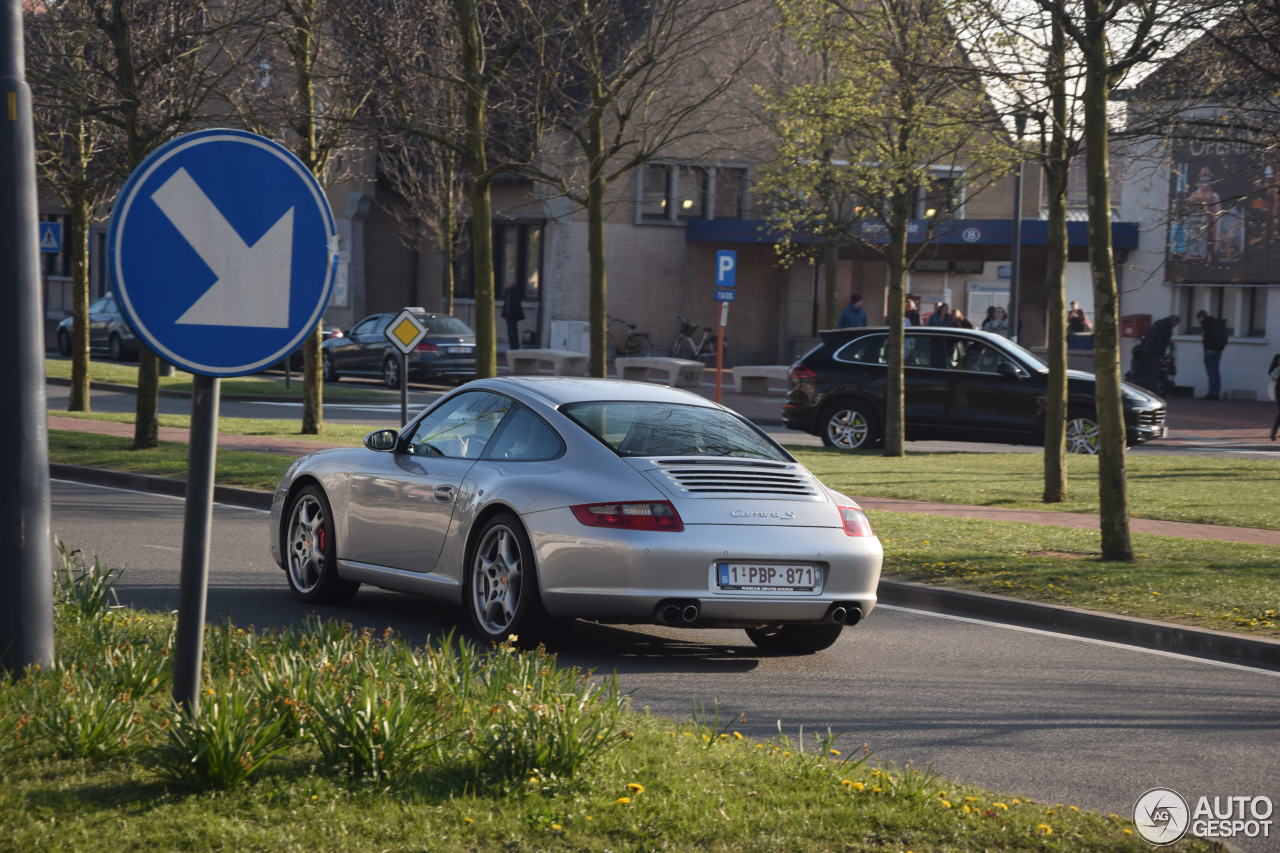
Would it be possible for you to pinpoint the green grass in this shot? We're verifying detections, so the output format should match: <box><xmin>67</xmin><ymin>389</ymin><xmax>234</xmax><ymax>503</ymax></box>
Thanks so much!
<box><xmin>46</xmin><ymin>357</ymin><xmax>390</xmax><ymax>401</ymax></box>
<box><xmin>50</xmin><ymin>430</ymin><xmax>294</xmax><ymax>492</ymax></box>
<box><xmin>790</xmin><ymin>447</ymin><xmax>1280</xmax><ymax>531</ymax></box>
<box><xmin>874</xmin><ymin>512</ymin><xmax>1280</xmax><ymax>638</ymax></box>
<box><xmin>0</xmin><ymin>596</ymin><xmax>1207</xmax><ymax>852</ymax></box>
<box><xmin>50</xmin><ymin>409</ymin><xmax>380</xmax><ymax>446</ymax></box>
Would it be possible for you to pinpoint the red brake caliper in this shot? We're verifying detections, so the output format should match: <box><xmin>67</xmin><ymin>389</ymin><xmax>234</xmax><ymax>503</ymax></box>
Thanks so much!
<box><xmin>317</xmin><ymin>526</ymin><xmax>326</xmax><ymax>552</ymax></box>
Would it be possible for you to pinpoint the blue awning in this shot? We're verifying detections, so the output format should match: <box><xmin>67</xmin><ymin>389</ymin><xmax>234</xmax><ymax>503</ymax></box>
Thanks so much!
<box><xmin>685</xmin><ymin>218</ymin><xmax>1139</xmax><ymax>250</ymax></box>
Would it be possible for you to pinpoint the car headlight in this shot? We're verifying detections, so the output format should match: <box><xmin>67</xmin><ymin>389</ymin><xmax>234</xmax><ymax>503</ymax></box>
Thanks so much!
<box><xmin>1121</xmin><ymin>384</ymin><xmax>1149</xmax><ymax>403</ymax></box>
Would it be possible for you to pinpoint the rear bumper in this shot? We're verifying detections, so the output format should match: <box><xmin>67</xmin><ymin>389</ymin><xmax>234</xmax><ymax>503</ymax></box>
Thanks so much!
<box><xmin>524</xmin><ymin>508</ymin><xmax>882</xmax><ymax>625</ymax></box>
<box><xmin>407</xmin><ymin>357</ymin><xmax>475</xmax><ymax>379</ymax></box>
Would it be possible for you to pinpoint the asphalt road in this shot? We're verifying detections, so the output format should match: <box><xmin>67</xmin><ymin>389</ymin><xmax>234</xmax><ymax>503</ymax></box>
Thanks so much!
<box><xmin>50</xmin><ymin>478</ymin><xmax>1280</xmax><ymax>849</ymax></box>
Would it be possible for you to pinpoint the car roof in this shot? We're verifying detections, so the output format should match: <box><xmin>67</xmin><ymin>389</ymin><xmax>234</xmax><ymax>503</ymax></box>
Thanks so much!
<box><xmin>467</xmin><ymin>376</ymin><xmax>721</xmax><ymax>408</ymax></box>
<box><xmin>818</xmin><ymin>326</ymin><xmax>1010</xmax><ymax>345</ymax></box>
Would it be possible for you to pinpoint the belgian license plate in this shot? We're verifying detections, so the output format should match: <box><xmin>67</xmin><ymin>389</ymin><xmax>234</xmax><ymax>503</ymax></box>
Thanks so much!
<box><xmin>717</xmin><ymin>562</ymin><xmax>819</xmax><ymax>592</ymax></box>
<box><xmin>446</xmin><ymin>346</ymin><xmax>472</xmax><ymax>354</ymax></box>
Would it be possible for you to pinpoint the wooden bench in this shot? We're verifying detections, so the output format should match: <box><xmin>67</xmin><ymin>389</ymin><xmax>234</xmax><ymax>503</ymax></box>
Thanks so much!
<box><xmin>508</xmin><ymin>348</ymin><xmax>588</xmax><ymax>377</ymax></box>
<box><xmin>614</xmin><ymin>356</ymin><xmax>705</xmax><ymax>388</ymax></box>
<box><xmin>731</xmin><ymin>365</ymin><xmax>790</xmax><ymax>394</ymax></box>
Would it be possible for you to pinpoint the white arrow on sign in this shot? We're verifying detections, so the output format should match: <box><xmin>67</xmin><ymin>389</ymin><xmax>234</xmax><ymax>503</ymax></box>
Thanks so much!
<box><xmin>151</xmin><ymin>167</ymin><xmax>294</xmax><ymax>328</ymax></box>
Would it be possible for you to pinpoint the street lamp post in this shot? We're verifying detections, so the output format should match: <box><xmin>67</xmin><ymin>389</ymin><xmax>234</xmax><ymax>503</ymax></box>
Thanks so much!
<box><xmin>0</xmin><ymin>0</ymin><xmax>55</xmax><ymax>674</ymax></box>
<box><xmin>1008</xmin><ymin>109</ymin><xmax>1029</xmax><ymax>343</ymax></box>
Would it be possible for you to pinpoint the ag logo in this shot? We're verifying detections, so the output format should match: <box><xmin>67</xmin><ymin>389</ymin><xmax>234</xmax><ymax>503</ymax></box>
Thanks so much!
<box><xmin>1134</xmin><ymin>788</ymin><xmax>1190</xmax><ymax>845</ymax></box>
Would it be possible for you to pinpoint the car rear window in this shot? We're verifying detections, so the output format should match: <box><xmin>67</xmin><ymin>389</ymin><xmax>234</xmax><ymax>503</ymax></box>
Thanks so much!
<box><xmin>419</xmin><ymin>316</ymin><xmax>472</xmax><ymax>335</ymax></box>
<box><xmin>561</xmin><ymin>402</ymin><xmax>788</xmax><ymax>460</ymax></box>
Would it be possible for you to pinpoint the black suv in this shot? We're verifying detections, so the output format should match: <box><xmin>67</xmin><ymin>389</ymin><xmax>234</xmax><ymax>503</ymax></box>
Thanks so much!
<box><xmin>783</xmin><ymin>327</ymin><xmax>1167</xmax><ymax>453</ymax></box>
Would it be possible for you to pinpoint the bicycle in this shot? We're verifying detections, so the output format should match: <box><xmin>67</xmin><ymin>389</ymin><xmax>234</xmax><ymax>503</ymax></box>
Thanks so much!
<box><xmin>607</xmin><ymin>315</ymin><xmax>652</xmax><ymax>356</ymax></box>
<box><xmin>670</xmin><ymin>315</ymin><xmax>722</xmax><ymax>362</ymax></box>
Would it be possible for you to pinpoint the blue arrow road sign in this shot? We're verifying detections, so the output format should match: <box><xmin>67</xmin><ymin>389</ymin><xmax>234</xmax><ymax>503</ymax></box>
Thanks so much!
<box><xmin>107</xmin><ymin>128</ymin><xmax>336</xmax><ymax>376</ymax></box>
<box><xmin>716</xmin><ymin>249</ymin><xmax>737</xmax><ymax>288</ymax></box>
<box><xmin>39</xmin><ymin>221</ymin><xmax>61</xmax><ymax>253</ymax></box>
<box><xmin>714</xmin><ymin>289</ymin><xmax>736</xmax><ymax>302</ymax></box>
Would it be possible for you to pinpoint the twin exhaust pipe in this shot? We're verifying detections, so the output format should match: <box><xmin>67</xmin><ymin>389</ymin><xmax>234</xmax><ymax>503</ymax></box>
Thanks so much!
<box><xmin>652</xmin><ymin>599</ymin><xmax>862</xmax><ymax>627</ymax></box>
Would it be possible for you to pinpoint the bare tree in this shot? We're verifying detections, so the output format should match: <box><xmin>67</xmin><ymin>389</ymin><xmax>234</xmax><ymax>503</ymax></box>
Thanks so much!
<box><xmin>220</xmin><ymin>0</ymin><xmax>373</xmax><ymax>435</ymax></box>
<box><xmin>526</xmin><ymin>0</ymin><xmax>763</xmax><ymax>376</ymax></box>
<box><xmin>349</xmin><ymin>0</ymin><xmax>562</xmax><ymax>379</ymax></box>
<box><xmin>757</xmin><ymin>0</ymin><xmax>1013</xmax><ymax>456</ymax></box>
<box><xmin>25</xmin><ymin>0</ymin><xmax>121</xmax><ymax>413</ymax></box>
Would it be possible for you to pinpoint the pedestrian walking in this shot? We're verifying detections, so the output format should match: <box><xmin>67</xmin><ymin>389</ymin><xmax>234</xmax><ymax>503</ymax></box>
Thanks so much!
<box><xmin>904</xmin><ymin>296</ymin><xmax>920</xmax><ymax>327</ymax></box>
<box><xmin>502</xmin><ymin>283</ymin><xmax>525</xmax><ymax>350</ymax></box>
<box><xmin>981</xmin><ymin>306</ymin><xmax>1009</xmax><ymax>337</ymax></box>
<box><xmin>838</xmin><ymin>293</ymin><xmax>868</xmax><ymax>328</ymax></box>
<box><xmin>1269</xmin><ymin>353</ymin><xmax>1280</xmax><ymax>442</ymax></box>
<box><xmin>1196</xmin><ymin>309</ymin><xmax>1230</xmax><ymax>399</ymax></box>
<box><xmin>928</xmin><ymin>302</ymin><xmax>955</xmax><ymax>327</ymax></box>
<box><xmin>951</xmin><ymin>307</ymin><xmax>973</xmax><ymax>329</ymax></box>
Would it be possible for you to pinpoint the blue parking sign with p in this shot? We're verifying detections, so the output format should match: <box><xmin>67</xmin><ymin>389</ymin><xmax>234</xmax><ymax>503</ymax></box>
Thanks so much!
<box><xmin>716</xmin><ymin>250</ymin><xmax>736</xmax><ymax>288</ymax></box>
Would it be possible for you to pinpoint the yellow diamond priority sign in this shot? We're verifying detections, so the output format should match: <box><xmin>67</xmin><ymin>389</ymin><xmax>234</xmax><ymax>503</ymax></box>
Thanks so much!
<box><xmin>385</xmin><ymin>308</ymin><xmax>428</xmax><ymax>354</ymax></box>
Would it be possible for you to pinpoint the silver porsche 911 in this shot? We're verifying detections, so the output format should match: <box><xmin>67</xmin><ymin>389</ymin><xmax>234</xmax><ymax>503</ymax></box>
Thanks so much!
<box><xmin>270</xmin><ymin>377</ymin><xmax>883</xmax><ymax>653</ymax></box>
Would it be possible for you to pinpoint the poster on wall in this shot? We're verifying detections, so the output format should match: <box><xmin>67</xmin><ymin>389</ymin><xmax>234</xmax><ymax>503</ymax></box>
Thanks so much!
<box><xmin>1166</xmin><ymin>137</ymin><xmax>1280</xmax><ymax>283</ymax></box>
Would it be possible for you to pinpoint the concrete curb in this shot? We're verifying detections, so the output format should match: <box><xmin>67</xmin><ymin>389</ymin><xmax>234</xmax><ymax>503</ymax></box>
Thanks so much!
<box><xmin>47</xmin><ymin>463</ymin><xmax>1280</xmax><ymax>672</ymax></box>
<box><xmin>45</xmin><ymin>375</ymin><xmax>388</xmax><ymax>404</ymax></box>
<box><xmin>50</xmin><ymin>463</ymin><xmax>272</xmax><ymax>511</ymax></box>
<box><xmin>878</xmin><ymin>579</ymin><xmax>1280</xmax><ymax>671</ymax></box>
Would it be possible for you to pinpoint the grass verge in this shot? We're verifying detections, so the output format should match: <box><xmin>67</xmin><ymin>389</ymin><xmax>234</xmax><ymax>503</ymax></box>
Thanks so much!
<box><xmin>0</xmin><ymin>557</ymin><xmax>1207</xmax><ymax>852</ymax></box>
<box><xmin>50</xmin><ymin>430</ymin><xmax>294</xmax><ymax>492</ymax></box>
<box><xmin>874</xmin><ymin>512</ymin><xmax>1280</xmax><ymax>638</ymax></box>
<box><xmin>790</xmin><ymin>447</ymin><xmax>1280</xmax><ymax>531</ymax></box>
<box><xmin>46</xmin><ymin>357</ymin><xmax>391</xmax><ymax>401</ymax></box>
<box><xmin>50</xmin><ymin>409</ymin><xmax>379</xmax><ymax>446</ymax></box>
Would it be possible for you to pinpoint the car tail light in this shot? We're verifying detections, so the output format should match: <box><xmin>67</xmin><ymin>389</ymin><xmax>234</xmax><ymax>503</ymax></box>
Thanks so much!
<box><xmin>415</xmin><ymin>341</ymin><xmax>440</xmax><ymax>353</ymax></box>
<box><xmin>836</xmin><ymin>504</ymin><xmax>873</xmax><ymax>537</ymax></box>
<box><xmin>571</xmin><ymin>501</ymin><xmax>684</xmax><ymax>532</ymax></box>
<box><xmin>789</xmin><ymin>365</ymin><xmax>817</xmax><ymax>382</ymax></box>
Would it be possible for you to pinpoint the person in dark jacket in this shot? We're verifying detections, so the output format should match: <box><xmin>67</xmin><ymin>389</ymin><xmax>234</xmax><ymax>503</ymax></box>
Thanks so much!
<box><xmin>1130</xmin><ymin>313</ymin><xmax>1179</xmax><ymax>393</ymax></box>
<box><xmin>1196</xmin><ymin>309</ymin><xmax>1229</xmax><ymax>399</ymax></box>
<box><xmin>904</xmin><ymin>296</ymin><xmax>921</xmax><ymax>327</ymax></box>
<box><xmin>1268</xmin><ymin>353</ymin><xmax>1279</xmax><ymax>441</ymax></box>
<box><xmin>928</xmin><ymin>302</ymin><xmax>955</xmax><ymax>326</ymax></box>
<box><xmin>838</xmin><ymin>293</ymin><xmax>867</xmax><ymax>328</ymax></box>
<box><xmin>502</xmin><ymin>283</ymin><xmax>525</xmax><ymax>350</ymax></box>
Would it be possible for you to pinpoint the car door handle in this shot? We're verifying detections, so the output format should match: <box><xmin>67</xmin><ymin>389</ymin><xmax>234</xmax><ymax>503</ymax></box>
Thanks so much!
<box><xmin>433</xmin><ymin>485</ymin><xmax>456</xmax><ymax>503</ymax></box>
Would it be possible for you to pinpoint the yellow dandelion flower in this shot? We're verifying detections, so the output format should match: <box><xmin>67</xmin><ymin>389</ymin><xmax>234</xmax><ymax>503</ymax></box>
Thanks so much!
<box><xmin>1036</xmin><ymin>824</ymin><xmax>1053</xmax><ymax>835</ymax></box>
<box><xmin>1068</xmin><ymin>805</ymin><xmax>1079</xmax><ymax>812</ymax></box>
<box><xmin>829</xmin><ymin>748</ymin><xmax>841</xmax><ymax>755</ymax></box>
<box><xmin>733</xmin><ymin>731</ymin><xmax>744</xmax><ymax>740</ymax></box>
<box><xmin>872</xmin><ymin>787</ymin><xmax>883</xmax><ymax>794</ymax></box>
<box><xmin>616</xmin><ymin>796</ymin><xmax>631</xmax><ymax>805</ymax></box>
<box><xmin>204</xmin><ymin>688</ymin><xmax>215</xmax><ymax>696</ymax></box>
<box><xmin>962</xmin><ymin>804</ymin><xmax>972</xmax><ymax>814</ymax></box>
<box><xmin>852</xmin><ymin>782</ymin><xmax>865</xmax><ymax>792</ymax></box>
<box><xmin>1012</xmin><ymin>798</ymin><xmax>1022</xmax><ymax>805</ymax></box>
<box><xmin>1122</xmin><ymin>828</ymin><xmax>1133</xmax><ymax>835</ymax></box>
<box><xmin>528</xmin><ymin>776</ymin><xmax>540</xmax><ymax>784</ymax></box>
<box><xmin>627</xmin><ymin>783</ymin><xmax>645</xmax><ymax>795</ymax></box>
<box><xmin>464</xmin><ymin>817</ymin><xmax>474</xmax><ymax>824</ymax></box>
<box><xmin>936</xmin><ymin>790</ymin><xmax>948</xmax><ymax>797</ymax></box>
<box><xmin>310</xmin><ymin>795</ymin><xmax>318</xmax><ymax>801</ymax></box>
<box><xmin>941</xmin><ymin>800</ymin><xmax>953</xmax><ymax>809</ymax></box>
<box><xmin>964</xmin><ymin>796</ymin><xmax>981</xmax><ymax>803</ymax></box>
<box><xmin>550</xmin><ymin>824</ymin><xmax>562</xmax><ymax>831</ymax></box>
<box><xmin>841</xmin><ymin>779</ymin><xmax>853</xmax><ymax>787</ymax></box>
<box><xmin>992</xmin><ymin>802</ymin><xmax>1008</xmax><ymax>810</ymax></box>
<box><xmin>586</xmin><ymin>816</ymin><xmax>593</xmax><ymax>821</ymax></box>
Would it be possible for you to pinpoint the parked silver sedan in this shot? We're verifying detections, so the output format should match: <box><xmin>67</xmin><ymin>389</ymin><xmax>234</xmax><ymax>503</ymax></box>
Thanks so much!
<box><xmin>270</xmin><ymin>377</ymin><xmax>883</xmax><ymax>653</ymax></box>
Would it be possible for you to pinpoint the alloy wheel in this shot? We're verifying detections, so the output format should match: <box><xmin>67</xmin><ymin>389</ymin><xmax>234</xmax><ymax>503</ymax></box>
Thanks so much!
<box><xmin>287</xmin><ymin>494</ymin><xmax>327</xmax><ymax>594</ymax></box>
<box><xmin>826</xmin><ymin>408</ymin><xmax>870</xmax><ymax>449</ymax></box>
<box><xmin>1066</xmin><ymin>416</ymin><xmax>1101</xmax><ymax>454</ymax></box>
<box><xmin>471</xmin><ymin>524</ymin><xmax>523</xmax><ymax>636</ymax></box>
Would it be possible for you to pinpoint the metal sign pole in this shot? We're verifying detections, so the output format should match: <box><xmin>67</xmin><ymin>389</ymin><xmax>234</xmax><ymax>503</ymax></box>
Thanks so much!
<box><xmin>172</xmin><ymin>374</ymin><xmax>220</xmax><ymax>714</ymax></box>
<box><xmin>400</xmin><ymin>350</ymin><xmax>409</xmax><ymax>427</ymax></box>
<box><xmin>715</xmin><ymin>302</ymin><xmax>728</xmax><ymax>404</ymax></box>
<box><xmin>0</xmin><ymin>0</ymin><xmax>54</xmax><ymax>674</ymax></box>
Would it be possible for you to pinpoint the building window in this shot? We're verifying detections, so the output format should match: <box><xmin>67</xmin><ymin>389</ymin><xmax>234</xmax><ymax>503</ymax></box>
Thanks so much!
<box><xmin>1176</xmin><ymin>284</ymin><xmax>1268</xmax><ymax>338</ymax></box>
<box><xmin>1244</xmin><ymin>287</ymin><xmax>1268</xmax><ymax>337</ymax></box>
<box><xmin>457</xmin><ymin>221</ymin><xmax>543</xmax><ymax>302</ymax></box>
<box><xmin>637</xmin><ymin>163</ymin><xmax>749</xmax><ymax>224</ymax></box>
<box><xmin>917</xmin><ymin>169</ymin><xmax>965</xmax><ymax>219</ymax></box>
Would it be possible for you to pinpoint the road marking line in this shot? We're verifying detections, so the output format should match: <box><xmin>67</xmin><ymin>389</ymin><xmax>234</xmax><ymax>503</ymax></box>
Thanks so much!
<box><xmin>877</xmin><ymin>604</ymin><xmax>1280</xmax><ymax>678</ymax></box>
<box><xmin>52</xmin><ymin>478</ymin><xmax>271</xmax><ymax>514</ymax></box>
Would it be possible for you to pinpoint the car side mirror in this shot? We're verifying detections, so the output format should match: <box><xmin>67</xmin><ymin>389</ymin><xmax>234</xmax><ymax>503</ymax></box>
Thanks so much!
<box><xmin>997</xmin><ymin>361</ymin><xmax>1022</xmax><ymax>378</ymax></box>
<box><xmin>364</xmin><ymin>428</ymin><xmax>400</xmax><ymax>452</ymax></box>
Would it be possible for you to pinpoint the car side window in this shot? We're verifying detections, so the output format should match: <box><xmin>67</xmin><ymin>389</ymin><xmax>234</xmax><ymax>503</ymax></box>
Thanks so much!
<box><xmin>88</xmin><ymin>297</ymin><xmax>109</xmax><ymax>313</ymax></box>
<box><xmin>350</xmin><ymin>317</ymin><xmax>379</xmax><ymax>337</ymax></box>
<box><xmin>482</xmin><ymin>405</ymin><xmax>564</xmax><ymax>461</ymax></box>
<box><xmin>903</xmin><ymin>335</ymin><xmax>935</xmax><ymax>367</ymax></box>
<box><xmin>947</xmin><ymin>339</ymin><xmax>1006</xmax><ymax>374</ymax></box>
<box><xmin>838</xmin><ymin>334</ymin><xmax>887</xmax><ymax>363</ymax></box>
<box><xmin>406</xmin><ymin>391</ymin><xmax>512</xmax><ymax>459</ymax></box>
<box><xmin>373</xmin><ymin>315</ymin><xmax>393</xmax><ymax>335</ymax></box>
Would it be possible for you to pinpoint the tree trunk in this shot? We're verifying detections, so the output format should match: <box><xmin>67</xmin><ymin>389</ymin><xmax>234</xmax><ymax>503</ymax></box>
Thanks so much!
<box><xmin>441</xmin><ymin>192</ymin><xmax>456</xmax><ymax>315</ymax></box>
<box><xmin>1082</xmin><ymin>9</ymin><xmax>1132</xmax><ymax>560</ymax></box>
<box><xmin>68</xmin><ymin>190</ymin><xmax>91</xmax><ymax>412</ymax></box>
<box><xmin>133</xmin><ymin>348</ymin><xmax>160</xmax><ymax>449</ymax></box>
<box><xmin>457</xmin><ymin>0</ymin><xmax>496</xmax><ymax>378</ymax></box>
<box><xmin>882</xmin><ymin>197</ymin><xmax>910</xmax><ymax>457</ymax></box>
<box><xmin>296</xmin><ymin>4</ymin><xmax>324</xmax><ymax>435</ymax></box>
<box><xmin>1042</xmin><ymin>21</ymin><xmax>1068</xmax><ymax>503</ymax></box>
<box><xmin>301</xmin><ymin>324</ymin><xmax>323</xmax><ymax>434</ymax></box>
<box><xmin>823</xmin><ymin>239</ymin><xmax>838</xmax><ymax>328</ymax></box>
<box><xmin>586</xmin><ymin>106</ymin><xmax>608</xmax><ymax>378</ymax></box>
